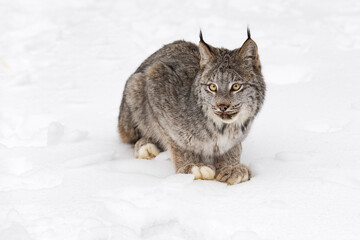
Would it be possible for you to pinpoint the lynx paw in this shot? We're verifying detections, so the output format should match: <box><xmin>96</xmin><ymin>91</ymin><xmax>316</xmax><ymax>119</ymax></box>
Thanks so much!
<box><xmin>135</xmin><ymin>143</ymin><xmax>160</xmax><ymax>159</ymax></box>
<box><xmin>177</xmin><ymin>164</ymin><xmax>216</xmax><ymax>180</ymax></box>
<box><xmin>216</xmin><ymin>164</ymin><xmax>252</xmax><ymax>185</ymax></box>
<box><xmin>192</xmin><ymin>165</ymin><xmax>216</xmax><ymax>180</ymax></box>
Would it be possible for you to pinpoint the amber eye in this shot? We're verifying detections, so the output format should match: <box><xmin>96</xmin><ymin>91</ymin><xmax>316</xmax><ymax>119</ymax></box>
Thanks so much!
<box><xmin>231</xmin><ymin>83</ymin><xmax>242</xmax><ymax>91</ymax></box>
<box><xmin>209</xmin><ymin>83</ymin><xmax>217</xmax><ymax>92</ymax></box>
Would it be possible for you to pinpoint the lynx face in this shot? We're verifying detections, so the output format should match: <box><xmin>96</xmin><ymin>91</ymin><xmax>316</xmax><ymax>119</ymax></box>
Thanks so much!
<box><xmin>197</xmin><ymin>32</ymin><xmax>265</xmax><ymax>125</ymax></box>
<box><xmin>200</xmin><ymin>66</ymin><xmax>256</xmax><ymax>123</ymax></box>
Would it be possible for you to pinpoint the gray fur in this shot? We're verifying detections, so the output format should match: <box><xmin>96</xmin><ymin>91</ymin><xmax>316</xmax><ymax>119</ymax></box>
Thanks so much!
<box><xmin>118</xmin><ymin>30</ymin><xmax>265</xmax><ymax>184</ymax></box>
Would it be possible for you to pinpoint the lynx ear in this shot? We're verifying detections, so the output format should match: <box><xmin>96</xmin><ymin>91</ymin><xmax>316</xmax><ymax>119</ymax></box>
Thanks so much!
<box><xmin>199</xmin><ymin>31</ymin><xmax>214</xmax><ymax>68</ymax></box>
<box><xmin>239</xmin><ymin>39</ymin><xmax>258</xmax><ymax>59</ymax></box>
<box><xmin>237</xmin><ymin>28</ymin><xmax>260</xmax><ymax>68</ymax></box>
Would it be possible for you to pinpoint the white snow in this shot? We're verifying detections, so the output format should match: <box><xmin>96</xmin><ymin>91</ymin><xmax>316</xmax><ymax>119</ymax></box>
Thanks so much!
<box><xmin>1</xmin><ymin>0</ymin><xmax>360</xmax><ymax>239</ymax></box>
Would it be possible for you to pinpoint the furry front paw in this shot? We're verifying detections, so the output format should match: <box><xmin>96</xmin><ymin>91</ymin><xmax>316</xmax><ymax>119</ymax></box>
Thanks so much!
<box><xmin>177</xmin><ymin>164</ymin><xmax>216</xmax><ymax>180</ymax></box>
<box><xmin>216</xmin><ymin>164</ymin><xmax>252</xmax><ymax>185</ymax></box>
<box><xmin>135</xmin><ymin>143</ymin><xmax>160</xmax><ymax>159</ymax></box>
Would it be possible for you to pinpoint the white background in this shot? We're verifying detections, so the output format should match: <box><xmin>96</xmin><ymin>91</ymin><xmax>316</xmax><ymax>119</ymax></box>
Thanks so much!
<box><xmin>1</xmin><ymin>0</ymin><xmax>360</xmax><ymax>239</ymax></box>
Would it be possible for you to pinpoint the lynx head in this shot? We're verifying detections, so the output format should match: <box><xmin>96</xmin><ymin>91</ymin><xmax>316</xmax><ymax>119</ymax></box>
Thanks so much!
<box><xmin>196</xmin><ymin>29</ymin><xmax>266</xmax><ymax>125</ymax></box>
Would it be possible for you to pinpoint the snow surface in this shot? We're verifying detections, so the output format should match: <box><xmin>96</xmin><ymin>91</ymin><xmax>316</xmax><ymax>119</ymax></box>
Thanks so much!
<box><xmin>1</xmin><ymin>0</ymin><xmax>360</xmax><ymax>239</ymax></box>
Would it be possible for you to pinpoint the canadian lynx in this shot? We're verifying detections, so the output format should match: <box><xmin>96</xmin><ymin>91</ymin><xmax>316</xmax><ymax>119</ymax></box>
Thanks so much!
<box><xmin>118</xmin><ymin>29</ymin><xmax>265</xmax><ymax>185</ymax></box>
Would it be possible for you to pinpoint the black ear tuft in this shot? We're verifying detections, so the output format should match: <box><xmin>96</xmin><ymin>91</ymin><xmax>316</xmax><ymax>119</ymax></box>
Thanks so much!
<box><xmin>247</xmin><ymin>26</ymin><xmax>251</xmax><ymax>39</ymax></box>
<box><xmin>199</xmin><ymin>30</ymin><xmax>212</xmax><ymax>53</ymax></box>
<box><xmin>199</xmin><ymin>30</ymin><xmax>204</xmax><ymax>43</ymax></box>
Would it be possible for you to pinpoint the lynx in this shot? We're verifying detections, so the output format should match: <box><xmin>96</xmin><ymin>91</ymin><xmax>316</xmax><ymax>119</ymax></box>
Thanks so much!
<box><xmin>118</xmin><ymin>29</ymin><xmax>265</xmax><ymax>185</ymax></box>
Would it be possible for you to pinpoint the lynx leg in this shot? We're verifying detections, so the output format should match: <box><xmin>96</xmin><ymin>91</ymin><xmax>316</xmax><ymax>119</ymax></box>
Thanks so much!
<box><xmin>134</xmin><ymin>138</ymin><xmax>161</xmax><ymax>159</ymax></box>
<box><xmin>214</xmin><ymin>144</ymin><xmax>252</xmax><ymax>185</ymax></box>
<box><xmin>170</xmin><ymin>145</ymin><xmax>215</xmax><ymax>180</ymax></box>
<box><xmin>118</xmin><ymin>98</ymin><xmax>140</xmax><ymax>144</ymax></box>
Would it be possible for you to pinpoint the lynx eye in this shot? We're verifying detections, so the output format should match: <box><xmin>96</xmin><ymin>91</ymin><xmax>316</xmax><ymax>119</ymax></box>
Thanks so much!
<box><xmin>231</xmin><ymin>83</ymin><xmax>242</xmax><ymax>91</ymax></box>
<box><xmin>209</xmin><ymin>83</ymin><xmax>217</xmax><ymax>92</ymax></box>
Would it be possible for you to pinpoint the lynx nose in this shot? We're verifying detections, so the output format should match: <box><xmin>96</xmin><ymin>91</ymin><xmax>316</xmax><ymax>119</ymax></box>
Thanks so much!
<box><xmin>218</xmin><ymin>104</ymin><xmax>230</xmax><ymax>112</ymax></box>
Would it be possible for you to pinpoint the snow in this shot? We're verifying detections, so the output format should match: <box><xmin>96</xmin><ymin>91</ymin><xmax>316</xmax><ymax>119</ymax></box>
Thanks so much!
<box><xmin>1</xmin><ymin>0</ymin><xmax>360</xmax><ymax>239</ymax></box>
